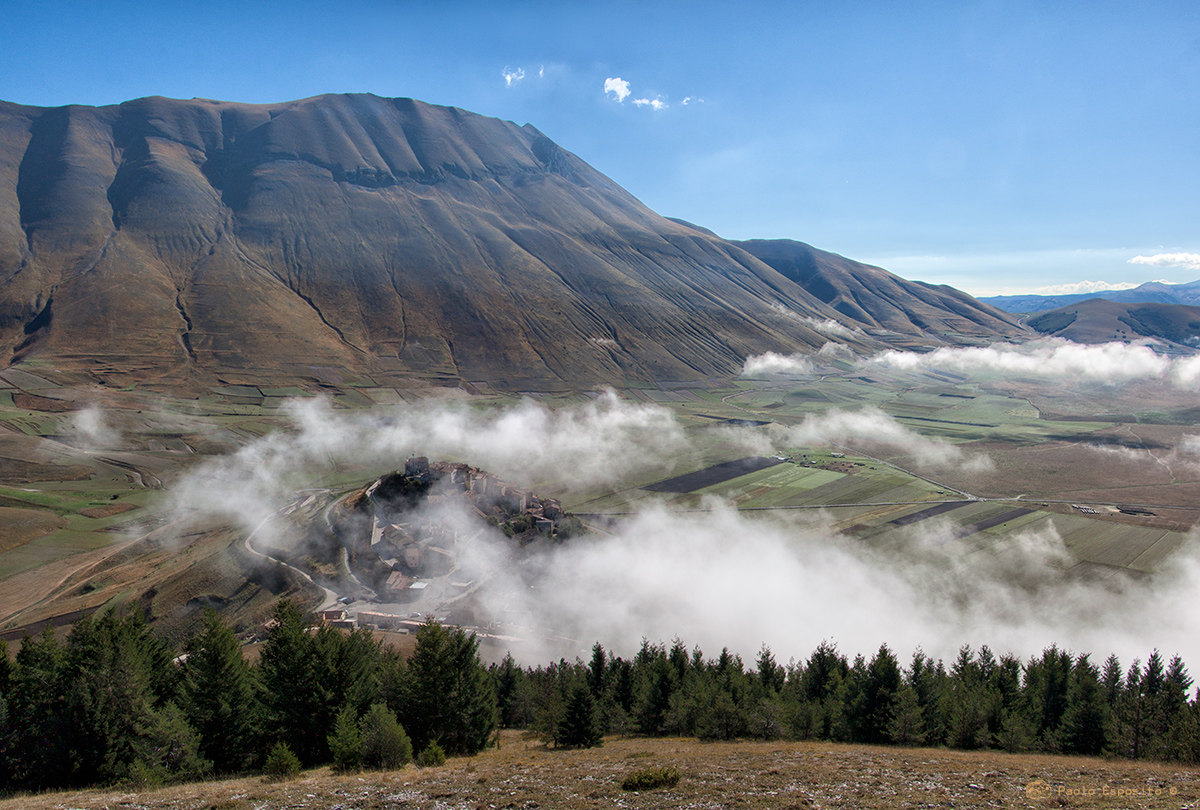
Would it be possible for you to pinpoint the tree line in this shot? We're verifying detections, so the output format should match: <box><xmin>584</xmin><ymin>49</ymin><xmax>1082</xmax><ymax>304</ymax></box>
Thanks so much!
<box><xmin>0</xmin><ymin>603</ymin><xmax>495</xmax><ymax>792</ymax></box>
<box><xmin>4</xmin><ymin>604</ymin><xmax>1200</xmax><ymax>794</ymax></box>
<box><xmin>500</xmin><ymin>638</ymin><xmax>1200</xmax><ymax>762</ymax></box>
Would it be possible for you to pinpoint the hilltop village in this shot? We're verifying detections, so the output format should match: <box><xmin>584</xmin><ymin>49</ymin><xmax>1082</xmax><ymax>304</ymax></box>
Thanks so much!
<box><xmin>329</xmin><ymin>457</ymin><xmax>583</xmax><ymax>608</ymax></box>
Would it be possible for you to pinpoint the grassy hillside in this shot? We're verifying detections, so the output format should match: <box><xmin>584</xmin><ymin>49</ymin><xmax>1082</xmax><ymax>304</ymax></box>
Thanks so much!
<box><xmin>4</xmin><ymin>731</ymin><xmax>1196</xmax><ymax>809</ymax></box>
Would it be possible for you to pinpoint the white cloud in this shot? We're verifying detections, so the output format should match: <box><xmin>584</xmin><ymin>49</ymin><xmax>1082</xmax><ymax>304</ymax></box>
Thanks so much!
<box><xmin>742</xmin><ymin>351</ymin><xmax>815</xmax><ymax>376</ymax></box>
<box><xmin>1030</xmin><ymin>280</ymin><xmax>1144</xmax><ymax>295</ymax></box>
<box><xmin>633</xmin><ymin>97</ymin><xmax>668</xmax><ymax>110</ymax></box>
<box><xmin>776</xmin><ymin>407</ymin><xmax>989</xmax><ymax>471</ymax></box>
<box><xmin>603</xmin><ymin>77</ymin><xmax>631</xmax><ymax>102</ymax></box>
<box><xmin>681</xmin><ymin>96</ymin><xmax>703</xmax><ymax>105</ymax></box>
<box><xmin>538</xmin><ymin>65</ymin><xmax>544</xmax><ymax>78</ymax></box>
<box><xmin>1128</xmin><ymin>253</ymin><xmax>1200</xmax><ymax>272</ymax></box>
<box><xmin>502</xmin><ymin>66</ymin><xmax>526</xmax><ymax>87</ymax></box>
<box><xmin>70</xmin><ymin>405</ymin><xmax>121</xmax><ymax>451</ymax></box>
<box><xmin>1130</xmin><ymin>252</ymin><xmax>1200</xmax><ymax>271</ymax></box>
<box><xmin>802</xmin><ymin>317</ymin><xmax>859</xmax><ymax>338</ymax></box>
<box><xmin>871</xmin><ymin>339</ymin><xmax>1171</xmax><ymax>385</ymax></box>
<box><xmin>1171</xmin><ymin>355</ymin><xmax>1200</xmax><ymax>388</ymax></box>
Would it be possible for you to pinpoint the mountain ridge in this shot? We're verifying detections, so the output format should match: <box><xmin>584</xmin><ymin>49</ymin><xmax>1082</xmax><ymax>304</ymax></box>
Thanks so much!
<box><xmin>981</xmin><ymin>279</ymin><xmax>1200</xmax><ymax>314</ymax></box>
<box><xmin>731</xmin><ymin>238</ymin><xmax>1021</xmax><ymax>339</ymax></box>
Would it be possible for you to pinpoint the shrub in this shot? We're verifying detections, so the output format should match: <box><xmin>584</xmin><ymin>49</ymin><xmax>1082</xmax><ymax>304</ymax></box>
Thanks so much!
<box><xmin>416</xmin><ymin>740</ymin><xmax>447</xmax><ymax>767</ymax></box>
<box><xmin>621</xmin><ymin>765</ymin><xmax>681</xmax><ymax>791</ymax></box>
<box><xmin>361</xmin><ymin>703</ymin><xmax>412</xmax><ymax>769</ymax></box>
<box><xmin>262</xmin><ymin>742</ymin><xmax>301</xmax><ymax>781</ymax></box>
<box><xmin>123</xmin><ymin>758</ymin><xmax>165</xmax><ymax>788</ymax></box>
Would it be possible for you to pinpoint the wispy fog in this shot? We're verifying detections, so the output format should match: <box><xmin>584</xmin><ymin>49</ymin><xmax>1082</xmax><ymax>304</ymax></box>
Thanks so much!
<box><xmin>171</xmin><ymin>394</ymin><xmax>1200</xmax><ymax>668</ymax></box>
<box><xmin>773</xmin><ymin>407</ymin><xmax>992</xmax><ymax>471</ymax></box>
<box><xmin>69</xmin><ymin>405</ymin><xmax>122</xmax><ymax>451</ymax></box>
<box><xmin>171</xmin><ymin>392</ymin><xmax>691</xmax><ymax>542</ymax></box>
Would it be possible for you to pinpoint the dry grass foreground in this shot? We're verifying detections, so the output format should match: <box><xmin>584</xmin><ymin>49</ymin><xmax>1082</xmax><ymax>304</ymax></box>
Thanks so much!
<box><xmin>5</xmin><ymin>732</ymin><xmax>1199</xmax><ymax>810</ymax></box>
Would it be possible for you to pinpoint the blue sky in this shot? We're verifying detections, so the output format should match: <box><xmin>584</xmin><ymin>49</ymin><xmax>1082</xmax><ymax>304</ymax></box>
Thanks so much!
<box><xmin>2</xmin><ymin>0</ymin><xmax>1197</xmax><ymax>295</ymax></box>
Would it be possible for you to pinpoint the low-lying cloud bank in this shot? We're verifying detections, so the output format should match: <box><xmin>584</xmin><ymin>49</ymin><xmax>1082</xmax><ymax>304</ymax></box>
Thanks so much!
<box><xmin>871</xmin><ymin>339</ymin><xmax>1173</xmax><ymax>384</ymax></box>
<box><xmin>479</xmin><ymin>504</ymin><xmax>1200</xmax><ymax>668</ymax></box>
<box><xmin>745</xmin><ymin>338</ymin><xmax>1200</xmax><ymax>387</ymax></box>
<box><xmin>167</xmin><ymin>393</ymin><xmax>1199</xmax><ymax>670</ymax></box>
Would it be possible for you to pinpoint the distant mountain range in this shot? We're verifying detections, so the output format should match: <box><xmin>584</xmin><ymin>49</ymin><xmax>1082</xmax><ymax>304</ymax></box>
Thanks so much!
<box><xmin>0</xmin><ymin>93</ymin><xmax>1023</xmax><ymax>389</ymax></box>
<box><xmin>981</xmin><ymin>280</ymin><xmax>1200</xmax><ymax>314</ymax></box>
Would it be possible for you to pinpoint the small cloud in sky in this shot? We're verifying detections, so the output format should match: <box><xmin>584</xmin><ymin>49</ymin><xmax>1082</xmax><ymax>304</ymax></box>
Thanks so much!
<box><xmin>1130</xmin><ymin>252</ymin><xmax>1200</xmax><ymax>270</ymax></box>
<box><xmin>604</xmin><ymin>77</ymin><xmax>631</xmax><ymax>102</ymax></box>
<box><xmin>502</xmin><ymin>66</ymin><xmax>526</xmax><ymax>87</ymax></box>
<box><xmin>633</xmin><ymin>97</ymin><xmax>668</xmax><ymax>110</ymax></box>
<box><xmin>681</xmin><ymin>96</ymin><xmax>703</xmax><ymax>105</ymax></box>
<box><xmin>538</xmin><ymin>64</ymin><xmax>544</xmax><ymax>78</ymax></box>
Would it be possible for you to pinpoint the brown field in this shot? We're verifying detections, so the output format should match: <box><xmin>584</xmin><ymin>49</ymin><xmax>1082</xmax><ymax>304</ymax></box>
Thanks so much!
<box><xmin>4</xmin><ymin>732</ymin><xmax>1198</xmax><ymax>810</ymax></box>
<box><xmin>0</xmin><ymin>506</ymin><xmax>65</xmax><ymax>554</ymax></box>
<box><xmin>77</xmin><ymin>502</ymin><xmax>139</xmax><ymax>519</ymax></box>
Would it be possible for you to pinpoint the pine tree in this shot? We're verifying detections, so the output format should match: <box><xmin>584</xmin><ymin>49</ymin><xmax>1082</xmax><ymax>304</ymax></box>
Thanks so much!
<box><xmin>1061</xmin><ymin>655</ymin><xmax>1107</xmax><ymax>756</ymax></box>
<box><xmin>59</xmin><ymin>611</ymin><xmax>184</xmax><ymax>786</ymax></box>
<box><xmin>5</xmin><ymin>626</ymin><xmax>68</xmax><ymax>789</ymax></box>
<box><xmin>328</xmin><ymin>704</ymin><xmax>362</xmax><ymax>772</ymax></box>
<box><xmin>857</xmin><ymin>644</ymin><xmax>901</xmax><ymax>744</ymax></box>
<box><xmin>181</xmin><ymin>609</ymin><xmax>256</xmax><ymax>773</ymax></box>
<box><xmin>401</xmin><ymin>620</ymin><xmax>497</xmax><ymax>755</ymax></box>
<box><xmin>587</xmin><ymin>643</ymin><xmax>607</xmax><ymax>698</ymax></box>
<box><xmin>887</xmin><ymin>684</ymin><xmax>926</xmax><ymax>746</ymax></box>
<box><xmin>636</xmin><ymin>655</ymin><xmax>675</xmax><ymax>734</ymax></box>
<box><xmin>138</xmin><ymin>700</ymin><xmax>211</xmax><ymax>783</ymax></box>
<box><xmin>257</xmin><ymin>601</ymin><xmax>324</xmax><ymax>765</ymax></box>
<box><xmin>756</xmin><ymin>644</ymin><xmax>784</xmax><ymax>694</ymax></box>
<box><xmin>946</xmin><ymin>647</ymin><xmax>989</xmax><ymax>750</ymax></box>
<box><xmin>0</xmin><ymin>646</ymin><xmax>11</xmax><ymax>697</ymax></box>
<box><xmin>494</xmin><ymin>652</ymin><xmax>525</xmax><ymax>727</ymax></box>
<box><xmin>557</xmin><ymin>682</ymin><xmax>602</xmax><ymax>748</ymax></box>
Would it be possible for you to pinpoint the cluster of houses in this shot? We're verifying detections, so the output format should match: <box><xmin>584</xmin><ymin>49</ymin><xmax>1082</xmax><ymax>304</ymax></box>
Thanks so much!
<box><xmin>363</xmin><ymin>457</ymin><xmax>568</xmax><ymax>599</ymax></box>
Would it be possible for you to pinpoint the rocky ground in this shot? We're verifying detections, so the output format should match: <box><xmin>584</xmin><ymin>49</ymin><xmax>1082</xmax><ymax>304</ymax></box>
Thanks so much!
<box><xmin>5</xmin><ymin>732</ymin><xmax>1199</xmax><ymax>810</ymax></box>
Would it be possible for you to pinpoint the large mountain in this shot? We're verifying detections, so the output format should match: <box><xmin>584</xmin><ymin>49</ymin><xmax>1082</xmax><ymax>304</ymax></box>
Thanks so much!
<box><xmin>0</xmin><ymin>93</ymin><xmax>1021</xmax><ymax>389</ymax></box>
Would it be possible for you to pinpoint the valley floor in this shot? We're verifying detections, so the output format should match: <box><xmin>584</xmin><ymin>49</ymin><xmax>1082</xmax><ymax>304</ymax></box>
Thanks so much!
<box><xmin>5</xmin><ymin>731</ymin><xmax>1198</xmax><ymax>810</ymax></box>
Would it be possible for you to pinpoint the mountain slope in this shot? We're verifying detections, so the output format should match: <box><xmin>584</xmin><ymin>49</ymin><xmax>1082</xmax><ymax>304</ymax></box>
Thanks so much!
<box><xmin>1027</xmin><ymin>298</ymin><xmax>1200</xmax><ymax>346</ymax></box>
<box><xmin>0</xmin><ymin>94</ymin><xmax>1017</xmax><ymax>388</ymax></box>
<box><xmin>732</xmin><ymin>238</ymin><xmax>1023</xmax><ymax>342</ymax></box>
